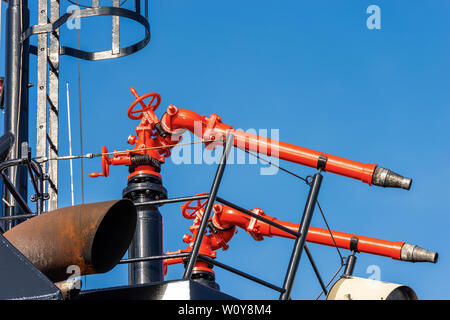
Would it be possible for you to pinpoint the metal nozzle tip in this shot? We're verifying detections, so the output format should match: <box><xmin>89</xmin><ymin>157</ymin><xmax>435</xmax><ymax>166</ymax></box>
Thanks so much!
<box><xmin>433</xmin><ymin>252</ymin><xmax>439</xmax><ymax>263</ymax></box>
<box><xmin>398</xmin><ymin>176</ymin><xmax>412</xmax><ymax>190</ymax></box>
<box><xmin>403</xmin><ymin>178</ymin><xmax>412</xmax><ymax>190</ymax></box>
<box><xmin>372</xmin><ymin>167</ymin><xmax>412</xmax><ymax>190</ymax></box>
<box><xmin>401</xmin><ymin>243</ymin><xmax>438</xmax><ymax>263</ymax></box>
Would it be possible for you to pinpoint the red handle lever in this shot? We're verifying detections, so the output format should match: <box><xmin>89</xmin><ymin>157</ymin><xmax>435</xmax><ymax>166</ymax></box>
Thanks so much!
<box><xmin>89</xmin><ymin>146</ymin><xmax>110</xmax><ymax>178</ymax></box>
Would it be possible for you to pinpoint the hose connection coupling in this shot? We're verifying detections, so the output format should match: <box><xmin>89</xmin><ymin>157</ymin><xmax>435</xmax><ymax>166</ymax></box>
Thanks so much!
<box><xmin>401</xmin><ymin>243</ymin><xmax>438</xmax><ymax>263</ymax></box>
<box><xmin>372</xmin><ymin>166</ymin><xmax>412</xmax><ymax>190</ymax></box>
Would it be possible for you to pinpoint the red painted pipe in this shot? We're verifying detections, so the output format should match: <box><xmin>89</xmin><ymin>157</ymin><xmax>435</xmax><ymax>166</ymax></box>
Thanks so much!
<box><xmin>161</xmin><ymin>107</ymin><xmax>411</xmax><ymax>189</ymax></box>
<box><xmin>212</xmin><ymin>204</ymin><xmax>436</xmax><ymax>262</ymax></box>
<box><xmin>278</xmin><ymin>222</ymin><xmax>404</xmax><ymax>260</ymax></box>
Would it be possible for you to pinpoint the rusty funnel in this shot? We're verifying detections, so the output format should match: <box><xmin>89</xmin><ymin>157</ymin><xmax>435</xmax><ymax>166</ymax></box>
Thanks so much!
<box><xmin>3</xmin><ymin>199</ymin><xmax>137</xmax><ymax>282</ymax></box>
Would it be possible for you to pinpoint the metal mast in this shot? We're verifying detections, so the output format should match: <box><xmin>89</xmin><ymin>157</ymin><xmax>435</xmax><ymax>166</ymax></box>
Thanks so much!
<box><xmin>5</xmin><ymin>0</ymin><xmax>150</xmax><ymax>213</ymax></box>
<box><xmin>33</xmin><ymin>1</ymin><xmax>151</xmax><ymax>211</ymax></box>
<box><xmin>2</xmin><ymin>0</ymin><xmax>30</xmax><ymax>230</ymax></box>
<box><xmin>2</xmin><ymin>0</ymin><xmax>151</xmax><ymax>254</ymax></box>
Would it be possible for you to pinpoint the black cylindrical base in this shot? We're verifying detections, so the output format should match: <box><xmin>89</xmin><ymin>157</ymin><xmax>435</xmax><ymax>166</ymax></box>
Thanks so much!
<box><xmin>123</xmin><ymin>174</ymin><xmax>167</xmax><ymax>285</ymax></box>
<box><xmin>344</xmin><ymin>253</ymin><xmax>357</xmax><ymax>277</ymax></box>
<box><xmin>191</xmin><ymin>270</ymin><xmax>220</xmax><ymax>291</ymax></box>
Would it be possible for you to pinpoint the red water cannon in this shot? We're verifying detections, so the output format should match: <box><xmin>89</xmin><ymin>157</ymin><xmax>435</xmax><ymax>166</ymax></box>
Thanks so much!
<box><xmin>165</xmin><ymin>194</ymin><xmax>437</xmax><ymax>275</ymax></box>
<box><xmin>159</xmin><ymin>106</ymin><xmax>412</xmax><ymax>189</ymax></box>
<box><xmin>89</xmin><ymin>88</ymin><xmax>181</xmax><ymax>179</ymax></box>
<box><xmin>164</xmin><ymin>194</ymin><xmax>237</xmax><ymax>276</ymax></box>
<box><xmin>88</xmin><ymin>89</ymin><xmax>421</xmax><ymax>292</ymax></box>
<box><xmin>91</xmin><ymin>89</ymin><xmax>412</xmax><ymax>191</ymax></box>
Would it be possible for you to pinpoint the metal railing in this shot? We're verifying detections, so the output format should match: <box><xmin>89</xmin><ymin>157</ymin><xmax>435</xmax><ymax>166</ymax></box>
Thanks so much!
<box><xmin>0</xmin><ymin>135</ymin><xmax>330</xmax><ymax>299</ymax></box>
<box><xmin>118</xmin><ymin>134</ymin><xmax>329</xmax><ymax>300</ymax></box>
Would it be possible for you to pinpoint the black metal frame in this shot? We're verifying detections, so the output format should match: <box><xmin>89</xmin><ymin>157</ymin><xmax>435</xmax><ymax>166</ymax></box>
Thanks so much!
<box><xmin>2</xmin><ymin>0</ymin><xmax>31</xmax><ymax>230</ymax></box>
<box><xmin>0</xmin><ymin>142</ymin><xmax>48</xmax><ymax>230</ymax></box>
<box><xmin>25</xmin><ymin>3</ymin><xmax>150</xmax><ymax>61</ymax></box>
<box><xmin>27</xmin><ymin>6</ymin><xmax>150</xmax><ymax>61</ymax></box>
<box><xmin>120</xmin><ymin>134</ymin><xmax>329</xmax><ymax>300</ymax></box>
<box><xmin>0</xmin><ymin>134</ymin><xmax>329</xmax><ymax>298</ymax></box>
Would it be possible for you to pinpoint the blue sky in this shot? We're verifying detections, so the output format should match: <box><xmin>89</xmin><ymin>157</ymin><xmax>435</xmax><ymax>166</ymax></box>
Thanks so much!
<box><xmin>1</xmin><ymin>1</ymin><xmax>450</xmax><ymax>299</ymax></box>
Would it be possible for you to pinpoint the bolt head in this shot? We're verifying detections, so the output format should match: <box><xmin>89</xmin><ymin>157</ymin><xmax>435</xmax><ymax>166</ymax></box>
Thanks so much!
<box><xmin>127</xmin><ymin>135</ymin><xmax>137</xmax><ymax>145</ymax></box>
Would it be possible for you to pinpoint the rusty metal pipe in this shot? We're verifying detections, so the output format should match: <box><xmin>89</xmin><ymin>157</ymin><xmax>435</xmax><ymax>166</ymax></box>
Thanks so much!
<box><xmin>4</xmin><ymin>199</ymin><xmax>137</xmax><ymax>282</ymax></box>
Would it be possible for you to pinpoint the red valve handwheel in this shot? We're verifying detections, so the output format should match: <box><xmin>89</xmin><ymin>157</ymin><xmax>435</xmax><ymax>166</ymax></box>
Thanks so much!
<box><xmin>181</xmin><ymin>193</ymin><xmax>209</xmax><ymax>219</ymax></box>
<box><xmin>127</xmin><ymin>87</ymin><xmax>161</xmax><ymax>120</ymax></box>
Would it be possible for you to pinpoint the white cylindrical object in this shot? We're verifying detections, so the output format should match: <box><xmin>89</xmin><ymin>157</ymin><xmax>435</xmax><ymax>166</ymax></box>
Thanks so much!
<box><xmin>326</xmin><ymin>276</ymin><xmax>418</xmax><ymax>300</ymax></box>
<box><xmin>66</xmin><ymin>82</ymin><xmax>74</xmax><ymax>206</ymax></box>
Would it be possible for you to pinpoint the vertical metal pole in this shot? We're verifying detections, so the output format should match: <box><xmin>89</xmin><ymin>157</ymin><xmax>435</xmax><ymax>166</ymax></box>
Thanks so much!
<box><xmin>135</xmin><ymin>0</ymin><xmax>141</xmax><ymax>14</ymax></box>
<box><xmin>0</xmin><ymin>1</ymin><xmax>2</xmax><ymax>45</ymax></box>
<box><xmin>20</xmin><ymin>0</ymin><xmax>30</xmax><ymax>223</ymax></box>
<box><xmin>145</xmin><ymin>0</ymin><xmax>148</xmax><ymax>19</ymax></box>
<box><xmin>65</xmin><ymin>82</ymin><xmax>74</xmax><ymax>206</ymax></box>
<box><xmin>48</xmin><ymin>0</ymin><xmax>60</xmax><ymax>211</ymax></box>
<box><xmin>343</xmin><ymin>252</ymin><xmax>357</xmax><ymax>277</ymax></box>
<box><xmin>36</xmin><ymin>0</ymin><xmax>48</xmax><ymax>212</ymax></box>
<box><xmin>30</xmin><ymin>160</ymin><xmax>44</xmax><ymax>215</ymax></box>
<box><xmin>183</xmin><ymin>134</ymin><xmax>234</xmax><ymax>280</ymax></box>
<box><xmin>280</xmin><ymin>171</ymin><xmax>323</xmax><ymax>300</ymax></box>
<box><xmin>112</xmin><ymin>0</ymin><xmax>120</xmax><ymax>55</ymax></box>
<box><xmin>76</xmin><ymin>0</ymin><xmax>85</xmax><ymax>207</ymax></box>
<box><xmin>304</xmin><ymin>244</ymin><xmax>328</xmax><ymax>296</ymax></box>
<box><xmin>2</xmin><ymin>0</ymin><xmax>30</xmax><ymax>230</ymax></box>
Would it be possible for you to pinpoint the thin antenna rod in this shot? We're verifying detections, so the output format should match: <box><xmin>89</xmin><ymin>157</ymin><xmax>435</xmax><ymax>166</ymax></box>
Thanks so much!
<box><xmin>0</xmin><ymin>0</ymin><xmax>2</xmax><ymax>49</ymax></box>
<box><xmin>66</xmin><ymin>82</ymin><xmax>74</xmax><ymax>206</ymax></box>
<box><xmin>76</xmin><ymin>13</ymin><xmax>85</xmax><ymax>205</ymax></box>
<box><xmin>75</xmin><ymin>1</ymin><xmax>86</xmax><ymax>290</ymax></box>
